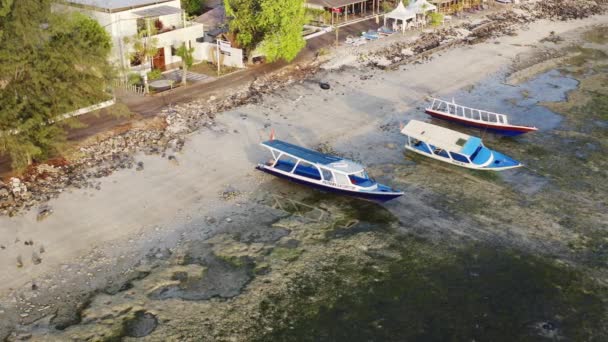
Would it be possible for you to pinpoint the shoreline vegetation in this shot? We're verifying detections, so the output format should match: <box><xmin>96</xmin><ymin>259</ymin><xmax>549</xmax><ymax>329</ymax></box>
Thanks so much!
<box><xmin>1</xmin><ymin>0</ymin><xmax>608</xmax><ymax>340</ymax></box>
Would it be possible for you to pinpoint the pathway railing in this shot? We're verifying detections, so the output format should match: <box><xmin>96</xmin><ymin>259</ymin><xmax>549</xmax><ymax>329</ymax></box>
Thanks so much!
<box><xmin>113</xmin><ymin>79</ymin><xmax>145</xmax><ymax>95</ymax></box>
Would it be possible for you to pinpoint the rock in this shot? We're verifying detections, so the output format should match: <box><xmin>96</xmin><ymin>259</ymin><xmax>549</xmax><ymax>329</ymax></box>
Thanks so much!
<box><xmin>36</xmin><ymin>205</ymin><xmax>53</xmax><ymax>221</ymax></box>
<box><xmin>168</xmin><ymin>155</ymin><xmax>179</xmax><ymax>166</ymax></box>
<box><xmin>32</xmin><ymin>252</ymin><xmax>42</xmax><ymax>265</ymax></box>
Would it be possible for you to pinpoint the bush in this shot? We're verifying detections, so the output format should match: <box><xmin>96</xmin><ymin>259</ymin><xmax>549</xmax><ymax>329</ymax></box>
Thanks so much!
<box><xmin>127</xmin><ymin>73</ymin><xmax>142</xmax><ymax>85</ymax></box>
<box><xmin>382</xmin><ymin>1</ymin><xmax>394</xmax><ymax>13</ymax></box>
<box><xmin>428</xmin><ymin>12</ymin><xmax>444</xmax><ymax>27</ymax></box>
<box><xmin>147</xmin><ymin>69</ymin><xmax>163</xmax><ymax>80</ymax></box>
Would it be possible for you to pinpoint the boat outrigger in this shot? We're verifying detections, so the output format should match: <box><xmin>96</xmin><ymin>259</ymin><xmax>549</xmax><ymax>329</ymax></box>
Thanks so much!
<box><xmin>256</xmin><ymin>139</ymin><xmax>404</xmax><ymax>202</ymax></box>
<box><xmin>400</xmin><ymin>120</ymin><xmax>523</xmax><ymax>171</ymax></box>
<box><xmin>425</xmin><ymin>98</ymin><xmax>538</xmax><ymax>136</ymax></box>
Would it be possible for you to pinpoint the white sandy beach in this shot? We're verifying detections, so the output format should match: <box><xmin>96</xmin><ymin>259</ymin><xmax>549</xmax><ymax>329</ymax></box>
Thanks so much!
<box><xmin>1</xmin><ymin>12</ymin><xmax>607</xmax><ymax>332</ymax></box>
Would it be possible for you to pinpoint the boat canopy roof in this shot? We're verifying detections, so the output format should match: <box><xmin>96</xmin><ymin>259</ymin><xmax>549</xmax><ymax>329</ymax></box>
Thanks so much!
<box><xmin>401</xmin><ymin>120</ymin><xmax>483</xmax><ymax>156</ymax></box>
<box><xmin>261</xmin><ymin>139</ymin><xmax>365</xmax><ymax>174</ymax></box>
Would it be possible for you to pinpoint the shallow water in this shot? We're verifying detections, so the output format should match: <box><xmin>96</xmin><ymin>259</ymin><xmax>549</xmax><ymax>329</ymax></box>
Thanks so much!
<box><xmin>19</xmin><ymin>35</ymin><xmax>608</xmax><ymax>342</ymax></box>
<box><xmin>246</xmin><ymin>50</ymin><xmax>608</xmax><ymax>341</ymax></box>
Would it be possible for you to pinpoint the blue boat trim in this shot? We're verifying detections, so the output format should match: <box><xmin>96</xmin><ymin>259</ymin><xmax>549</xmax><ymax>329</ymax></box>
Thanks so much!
<box><xmin>256</xmin><ymin>166</ymin><xmax>403</xmax><ymax>203</ymax></box>
<box><xmin>401</xmin><ymin>120</ymin><xmax>523</xmax><ymax>171</ymax></box>
<box><xmin>257</xmin><ymin>139</ymin><xmax>403</xmax><ymax>202</ymax></box>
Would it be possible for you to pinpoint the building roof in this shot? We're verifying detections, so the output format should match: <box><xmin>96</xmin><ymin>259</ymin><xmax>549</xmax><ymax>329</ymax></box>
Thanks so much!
<box><xmin>385</xmin><ymin>2</ymin><xmax>416</xmax><ymax>21</ymax></box>
<box><xmin>65</xmin><ymin>0</ymin><xmax>175</xmax><ymax>12</ymax></box>
<box><xmin>194</xmin><ymin>6</ymin><xmax>226</xmax><ymax>28</ymax></box>
<box><xmin>401</xmin><ymin>120</ymin><xmax>480</xmax><ymax>155</ymax></box>
<box><xmin>306</xmin><ymin>0</ymin><xmax>367</xmax><ymax>9</ymax></box>
<box><xmin>262</xmin><ymin>140</ymin><xmax>364</xmax><ymax>174</ymax></box>
<box><xmin>132</xmin><ymin>5</ymin><xmax>182</xmax><ymax>17</ymax></box>
<box><xmin>408</xmin><ymin>0</ymin><xmax>437</xmax><ymax>13</ymax></box>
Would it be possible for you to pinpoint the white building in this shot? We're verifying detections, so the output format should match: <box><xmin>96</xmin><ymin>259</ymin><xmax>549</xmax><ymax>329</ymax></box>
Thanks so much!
<box><xmin>56</xmin><ymin>0</ymin><xmax>205</xmax><ymax>72</ymax></box>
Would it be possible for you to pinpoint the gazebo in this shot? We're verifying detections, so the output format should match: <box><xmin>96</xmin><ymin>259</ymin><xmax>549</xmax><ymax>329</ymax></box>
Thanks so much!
<box><xmin>407</xmin><ymin>0</ymin><xmax>437</xmax><ymax>24</ymax></box>
<box><xmin>383</xmin><ymin>2</ymin><xmax>415</xmax><ymax>33</ymax></box>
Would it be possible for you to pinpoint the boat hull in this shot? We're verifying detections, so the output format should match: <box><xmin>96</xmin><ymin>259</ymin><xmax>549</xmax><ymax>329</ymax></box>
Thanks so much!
<box><xmin>405</xmin><ymin>146</ymin><xmax>522</xmax><ymax>171</ymax></box>
<box><xmin>425</xmin><ymin>109</ymin><xmax>537</xmax><ymax>136</ymax></box>
<box><xmin>256</xmin><ymin>166</ymin><xmax>403</xmax><ymax>202</ymax></box>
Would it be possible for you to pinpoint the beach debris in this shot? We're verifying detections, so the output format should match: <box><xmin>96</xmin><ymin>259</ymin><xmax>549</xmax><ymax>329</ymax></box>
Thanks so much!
<box><xmin>135</xmin><ymin>161</ymin><xmax>144</xmax><ymax>171</ymax></box>
<box><xmin>32</xmin><ymin>252</ymin><xmax>42</xmax><ymax>265</ymax></box>
<box><xmin>39</xmin><ymin>245</ymin><xmax>45</xmax><ymax>254</ymax></box>
<box><xmin>319</xmin><ymin>82</ymin><xmax>330</xmax><ymax>90</ymax></box>
<box><xmin>220</xmin><ymin>185</ymin><xmax>241</xmax><ymax>201</ymax></box>
<box><xmin>16</xmin><ymin>255</ymin><xmax>23</xmax><ymax>268</ymax></box>
<box><xmin>37</xmin><ymin>205</ymin><xmax>53</xmax><ymax>221</ymax></box>
<box><xmin>168</xmin><ymin>155</ymin><xmax>179</xmax><ymax>166</ymax></box>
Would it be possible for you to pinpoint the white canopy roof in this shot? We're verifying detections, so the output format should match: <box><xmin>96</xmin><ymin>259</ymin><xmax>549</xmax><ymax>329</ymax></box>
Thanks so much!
<box><xmin>385</xmin><ymin>2</ymin><xmax>415</xmax><ymax>21</ymax></box>
<box><xmin>407</xmin><ymin>0</ymin><xmax>437</xmax><ymax>14</ymax></box>
<box><xmin>401</xmin><ymin>120</ymin><xmax>472</xmax><ymax>153</ymax></box>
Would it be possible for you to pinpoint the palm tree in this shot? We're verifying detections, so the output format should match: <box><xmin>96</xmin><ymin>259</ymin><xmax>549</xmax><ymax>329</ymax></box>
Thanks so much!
<box><xmin>175</xmin><ymin>42</ymin><xmax>195</xmax><ymax>86</ymax></box>
<box><xmin>123</xmin><ymin>32</ymin><xmax>159</xmax><ymax>93</ymax></box>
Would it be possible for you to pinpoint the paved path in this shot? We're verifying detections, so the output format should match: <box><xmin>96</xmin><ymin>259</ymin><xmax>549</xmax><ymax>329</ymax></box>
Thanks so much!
<box><xmin>162</xmin><ymin>69</ymin><xmax>215</xmax><ymax>84</ymax></box>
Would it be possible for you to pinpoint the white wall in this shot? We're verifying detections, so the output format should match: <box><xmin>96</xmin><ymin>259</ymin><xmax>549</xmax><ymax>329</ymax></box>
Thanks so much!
<box><xmin>55</xmin><ymin>0</ymin><xmax>197</xmax><ymax>70</ymax></box>
<box><xmin>193</xmin><ymin>42</ymin><xmax>244</xmax><ymax>68</ymax></box>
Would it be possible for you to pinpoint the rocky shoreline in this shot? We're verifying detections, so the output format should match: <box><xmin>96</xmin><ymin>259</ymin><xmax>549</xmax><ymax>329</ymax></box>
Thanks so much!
<box><xmin>1</xmin><ymin>0</ymin><xmax>606</xmax><ymax>218</ymax></box>
<box><xmin>1</xmin><ymin>1</ymin><xmax>608</xmax><ymax>340</ymax></box>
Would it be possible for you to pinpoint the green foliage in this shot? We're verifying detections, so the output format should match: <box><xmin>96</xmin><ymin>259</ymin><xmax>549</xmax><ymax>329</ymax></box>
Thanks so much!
<box><xmin>181</xmin><ymin>0</ymin><xmax>204</xmax><ymax>16</ymax></box>
<box><xmin>382</xmin><ymin>1</ymin><xmax>394</xmax><ymax>13</ymax></box>
<box><xmin>175</xmin><ymin>42</ymin><xmax>195</xmax><ymax>85</ymax></box>
<box><xmin>224</xmin><ymin>0</ymin><xmax>306</xmax><ymax>63</ymax></box>
<box><xmin>428</xmin><ymin>12</ymin><xmax>444</xmax><ymax>27</ymax></box>
<box><xmin>305</xmin><ymin>8</ymin><xmax>325</xmax><ymax>24</ymax></box>
<box><xmin>127</xmin><ymin>73</ymin><xmax>142</xmax><ymax>85</ymax></box>
<box><xmin>0</xmin><ymin>0</ymin><xmax>14</xmax><ymax>40</ymax></box>
<box><xmin>176</xmin><ymin>43</ymin><xmax>195</xmax><ymax>69</ymax></box>
<box><xmin>0</xmin><ymin>0</ymin><xmax>114</xmax><ymax>170</ymax></box>
<box><xmin>147</xmin><ymin>69</ymin><xmax>163</xmax><ymax>80</ymax></box>
<box><xmin>123</xmin><ymin>32</ymin><xmax>159</xmax><ymax>67</ymax></box>
<box><xmin>402</xmin><ymin>0</ymin><xmax>410</xmax><ymax>6</ymax></box>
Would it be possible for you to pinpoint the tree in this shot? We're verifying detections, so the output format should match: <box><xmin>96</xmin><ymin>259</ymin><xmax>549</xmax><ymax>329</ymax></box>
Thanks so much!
<box><xmin>428</xmin><ymin>12</ymin><xmax>444</xmax><ymax>26</ymax></box>
<box><xmin>123</xmin><ymin>32</ymin><xmax>159</xmax><ymax>93</ymax></box>
<box><xmin>181</xmin><ymin>0</ymin><xmax>204</xmax><ymax>17</ymax></box>
<box><xmin>175</xmin><ymin>42</ymin><xmax>195</xmax><ymax>85</ymax></box>
<box><xmin>224</xmin><ymin>0</ymin><xmax>306</xmax><ymax>64</ymax></box>
<box><xmin>0</xmin><ymin>1</ymin><xmax>114</xmax><ymax>170</ymax></box>
<box><xmin>0</xmin><ymin>0</ymin><xmax>14</xmax><ymax>40</ymax></box>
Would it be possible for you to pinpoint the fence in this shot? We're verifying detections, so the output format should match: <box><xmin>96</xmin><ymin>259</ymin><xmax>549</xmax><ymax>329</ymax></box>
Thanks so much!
<box><xmin>113</xmin><ymin>79</ymin><xmax>145</xmax><ymax>95</ymax></box>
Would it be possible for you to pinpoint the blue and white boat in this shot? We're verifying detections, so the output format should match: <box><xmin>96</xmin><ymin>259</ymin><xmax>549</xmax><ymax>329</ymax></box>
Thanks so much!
<box><xmin>256</xmin><ymin>139</ymin><xmax>404</xmax><ymax>202</ymax></box>
<box><xmin>400</xmin><ymin>120</ymin><xmax>522</xmax><ymax>171</ymax></box>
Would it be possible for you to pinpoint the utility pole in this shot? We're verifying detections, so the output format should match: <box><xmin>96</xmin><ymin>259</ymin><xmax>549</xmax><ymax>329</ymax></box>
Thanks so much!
<box><xmin>335</xmin><ymin>25</ymin><xmax>339</xmax><ymax>46</ymax></box>
<box><xmin>216</xmin><ymin>40</ymin><xmax>221</xmax><ymax>76</ymax></box>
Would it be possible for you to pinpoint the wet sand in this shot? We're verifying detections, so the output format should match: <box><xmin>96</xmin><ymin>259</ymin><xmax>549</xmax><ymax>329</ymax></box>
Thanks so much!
<box><xmin>1</xmin><ymin>13</ymin><xmax>608</xmax><ymax>339</ymax></box>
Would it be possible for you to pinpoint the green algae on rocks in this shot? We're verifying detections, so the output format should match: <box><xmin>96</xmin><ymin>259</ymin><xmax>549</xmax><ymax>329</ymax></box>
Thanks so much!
<box><xmin>252</xmin><ymin>240</ymin><xmax>608</xmax><ymax>342</ymax></box>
